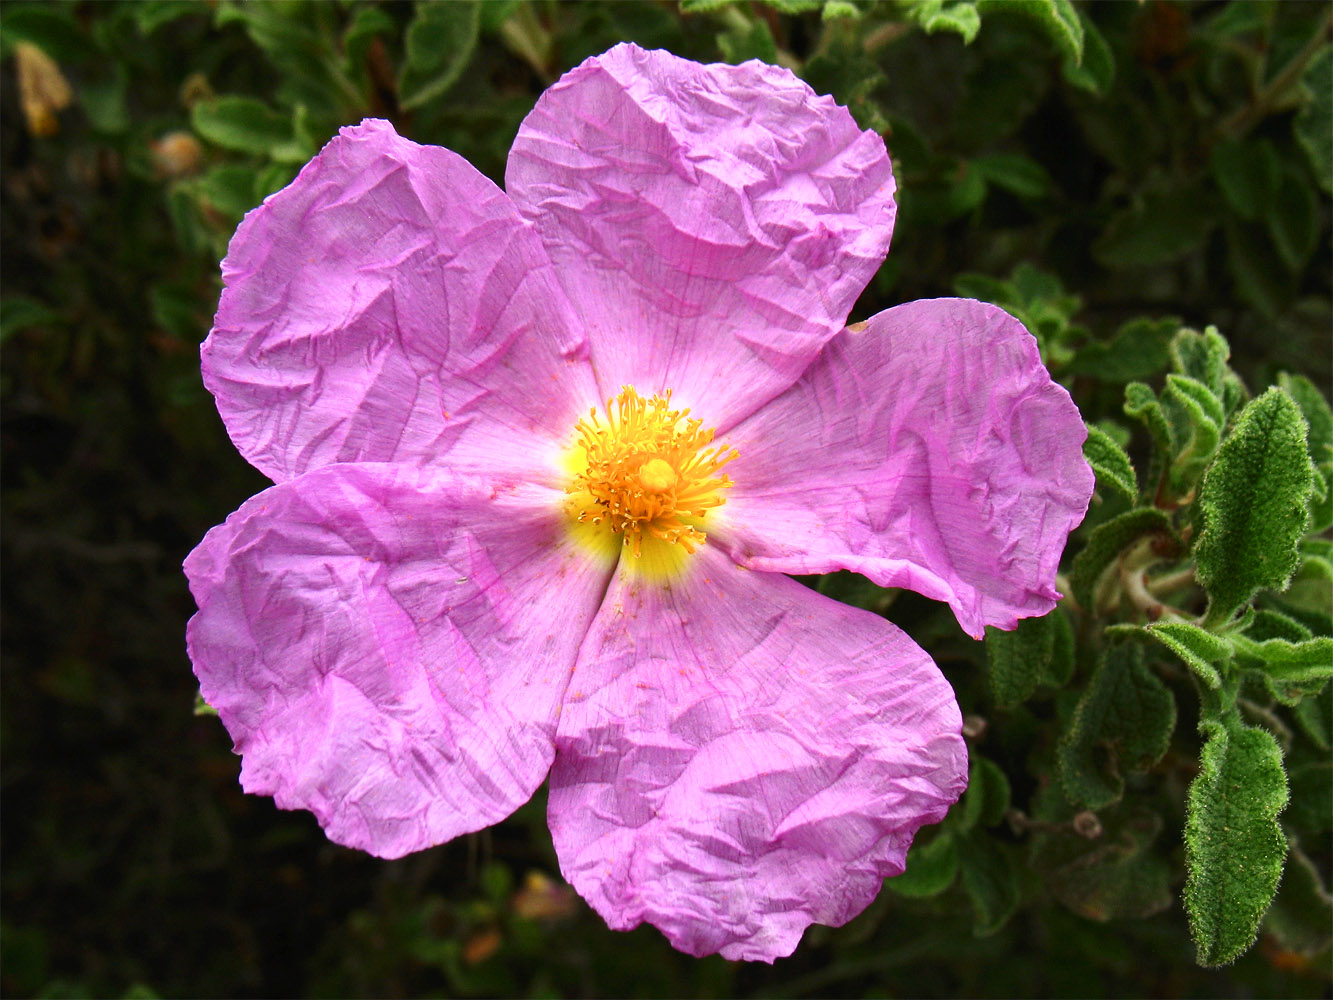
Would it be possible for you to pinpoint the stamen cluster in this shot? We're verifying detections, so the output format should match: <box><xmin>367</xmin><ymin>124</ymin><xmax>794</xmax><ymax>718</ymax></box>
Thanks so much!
<box><xmin>567</xmin><ymin>386</ymin><xmax>738</xmax><ymax>557</ymax></box>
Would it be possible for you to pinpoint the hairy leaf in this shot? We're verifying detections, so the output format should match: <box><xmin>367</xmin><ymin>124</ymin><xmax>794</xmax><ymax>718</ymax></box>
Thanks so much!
<box><xmin>1294</xmin><ymin>45</ymin><xmax>1332</xmax><ymax>194</ymax></box>
<box><xmin>985</xmin><ymin>613</ymin><xmax>1053</xmax><ymax>708</ymax></box>
<box><xmin>957</xmin><ymin>832</ymin><xmax>1021</xmax><ymax>937</ymax></box>
<box><xmin>1184</xmin><ymin>714</ymin><xmax>1288</xmax><ymax>966</ymax></box>
<box><xmin>1083</xmin><ymin>424</ymin><xmax>1137</xmax><ymax>503</ymax></box>
<box><xmin>903</xmin><ymin>0</ymin><xmax>981</xmax><ymax>43</ymax></box>
<box><xmin>1145</xmin><ymin>621</ymin><xmax>1231</xmax><ymax>689</ymax></box>
<box><xmin>1059</xmin><ymin>644</ymin><xmax>1176</xmax><ymax>809</ymax></box>
<box><xmin>1262</xmin><ymin>836</ymin><xmax>1333</xmax><ymax>957</ymax></box>
<box><xmin>1070</xmin><ymin>507</ymin><xmax>1177</xmax><ymax>613</ymax></box>
<box><xmin>1196</xmin><ymin>388</ymin><xmax>1316</xmax><ymax>624</ymax></box>
<box><xmin>957</xmin><ymin>756</ymin><xmax>1011</xmax><ymax>831</ymax></box>
<box><xmin>1279</xmin><ymin>372</ymin><xmax>1333</xmax><ymax>532</ymax></box>
<box><xmin>397</xmin><ymin>1</ymin><xmax>479</xmax><ymax>111</ymax></box>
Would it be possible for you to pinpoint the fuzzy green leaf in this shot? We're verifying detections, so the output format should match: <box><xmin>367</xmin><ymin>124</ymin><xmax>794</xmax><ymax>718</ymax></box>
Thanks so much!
<box><xmin>887</xmin><ymin>831</ymin><xmax>959</xmax><ymax>898</ymax></box>
<box><xmin>1233</xmin><ymin>635</ymin><xmax>1333</xmax><ymax>688</ymax></box>
<box><xmin>978</xmin><ymin>0</ymin><xmax>1082</xmax><ymax>67</ymax></box>
<box><xmin>1184</xmin><ymin>714</ymin><xmax>1289</xmax><ymax>966</ymax></box>
<box><xmin>397</xmin><ymin>1</ymin><xmax>479</xmax><ymax>111</ymax></box>
<box><xmin>902</xmin><ymin>0</ymin><xmax>981</xmax><ymax>43</ymax></box>
<box><xmin>1169</xmin><ymin>326</ymin><xmax>1230</xmax><ymax>395</ymax></box>
<box><xmin>1195</xmin><ymin>388</ymin><xmax>1316</xmax><ymax>625</ymax></box>
<box><xmin>1036</xmin><ymin>809</ymin><xmax>1172</xmax><ymax>922</ymax></box>
<box><xmin>1070</xmin><ymin>507</ymin><xmax>1177</xmax><ymax>613</ymax></box>
<box><xmin>1044</xmin><ymin>605</ymin><xmax>1076</xmax><ymax>688</ymax></box>
<box><xmin>1123</xmin><ymin>382</ymin><xmax>1174</xmax><ymax>483</ymax></box>
<box><xmin>985</xmin><ymin>614</ymin><xmax>1053</xmax><ymax>708</ymax></box>
<box><xmin>1145</xmin><ymin>621</ymin><xmax>1232</xmax><ymax>689</ymax></box>
<box><xmin>1294</xmin><ymin>45</ymin><xmax>1333</xmax><ymax>194</ymax></box>
<box><xmin>1059</xmin><ymin>644</ymin><xmax>1177</xmax><ymax>809</ymax></box>
<box><xmin>1278</xmin><ymin>372</ymin><xmax>1333</xmax><ymax>533</ymax></box>
<box><xmin>1083</xmin><ymin>424</ymin><xmax>1137</xmax><ymax>503</ymax></box>
<box><xmin>1163</xmin><ymin>374</ymin><xmax>1225</xmax><ymax>493</ymax></box>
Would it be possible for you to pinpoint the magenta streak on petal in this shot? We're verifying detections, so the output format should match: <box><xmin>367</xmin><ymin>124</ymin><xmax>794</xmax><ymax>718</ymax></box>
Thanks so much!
<box><xmin>506</xmin><ymin>43</ymin><xmax>896</xmax><ymax>430</ymax></box>
<box><xmin>185</xmin><ymin>462</ymin><xmax>613</xmax><ymax>859</ymax></box>
<box><xmin>548</xmin><ymin>544</ymin><xmax>966</xmax><ymax>961</ymax></box>
<box><xmin>714</xmin><ymin>298</ymin><xmax>1095</xmax><ymax>638</ymax></box>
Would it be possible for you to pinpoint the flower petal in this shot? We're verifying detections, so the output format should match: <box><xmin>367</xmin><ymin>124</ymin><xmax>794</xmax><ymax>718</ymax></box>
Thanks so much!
<box><xmin>506</xmin><ymin>43</ymin><xmax>896</xmax><ymax>427</ymax></box>
<box><xmin>715</xmin><ymin>298</ymin><xmax>1095</xmax><ymax>638</ymax></box>
<box><xmin>548</xmin><ymin>546</ymin><xmax>966</xmax><ymax>961</ymax></box>
<box><xmin>185</xmin><ymin>463</ymin><xmax>611</xmax><ymax>859</ymax></box>
<box><xmin>205</xmin><ymin>119</ymin><xmax>597</xmax><ymax>485</ymax></box>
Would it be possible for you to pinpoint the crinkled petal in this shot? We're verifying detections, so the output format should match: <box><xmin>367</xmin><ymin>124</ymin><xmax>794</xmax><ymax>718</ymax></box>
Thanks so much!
<box><xmin>205</xmin><ymin>119</ymin><xmax>597</xmax><ymax>485</ymax></box>
<box><xmin>184</xmin><ymin>462</ymin><xmax>611</xmax><ymax>859</ymax></box>
<box><xmin>506</xmin><ymin>43</ymin><xmax>896</xmax><ymax>427</ymax></box>
<box><xmin>714</xmin><ymin>298</ymin><xmax>1095</xmax><ymax>638</ymax></box>
<box><xmin>548</xmin><ymin>546</ymin><xmax>966</xmax><ymax>961</ymax></box>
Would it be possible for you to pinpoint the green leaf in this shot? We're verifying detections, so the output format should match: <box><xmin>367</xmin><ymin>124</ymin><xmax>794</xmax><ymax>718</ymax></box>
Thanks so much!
<box><xmin>1169</xmin><ymin>326</ymin><xmax>1229</xmax><ymax>395</ymax></box>
<box><xmin>196</xmin><ymin>164</ymin><xmax>259</xmax><ymax>219</ymax></box>
<box><xmin>1061</xmin><ymin>6</ymin><xmax>1114</xmax><ymax>94</ymax></box>
<box><xmin>1262</xmin><ymin>837</ymin><xmax>1333</xmax><ymax>957</ymax></box>
<box><xmin>1070</xmin><ymin>507</ymin><xmax>1177</xmax><ymax>614</ymax></box>
<box><xmin>1036</xmin><ymin>809</ymin><xmax>1172</xmax><ymax>921</ymax></box>
<box><xmin>1233</xmin><ymin>634</ymin><xmax>1333</xmax><ymax>687</ymax></box>
<box><xmin>191</xmin><ymin>96</ymin><xmax>292</xmax><ymax>157</ymax></box>
<box><xmin>1044</xmin><ymin>605</ymin><xmax>1076</xmax><ymax>688</ymax></box>
<box><xmin>1163</xmin><ymin>374</ymin><xmax>1225</xmax><ymax>494</ymax></box>
<box><xmin>1286</xmin><ymin>761</ymin><xmax>1332</xmax><ymax>835</ymax></box>
<box><xmin>1294</xmin><ymin>45</ymin><xmax>1333</xmax><ymax>194</ymax></box>
<box><xmin>1196</xmin><ymin>388</ymin><xmax>1316</xmax><ymax>625</ymax></box>
<box><xmin>1210</xmin><ymin>138</ymin><xmax>1279</xmax><ymax>219</ymax></box>
<box><xmin>985</xmin><ymin>614</ymin><xmax>1053</xmax><ymax>708</ymax></box>
<box><xmin>1094</xmin><ymin>185</ymin><xmax>1218</xmax><ymax>269</ymax></box>
<box><xmin>193</xmin><ymin>691</ymin><xmax>218</xmax><ymax>717</ymax></box>
<box><xmin>1267</xmin><ymin>167</ymin><xmax>1320</xmax><ymax>272</ymax></box>
<box><xmin>1083</xmin><ymin>423</ymin><xmax>1137</xmax><ymax>504</ymax></box>
<box><xmin>1184</xmin><ymin>714</ymin><xmax>1289</xmax><ymax>966</ymax></box>
<box><xmin>822</xmin><ymin>1</ymin><xmax>862</xmax><ymax>19</ymax></box>
<box><xmin>1068</xmin><ymin>316</ymin><xmax>1177</xmax><ymax>382</ymax></box>
<box><xmin>957</xmin><ymin>832</ymin><xmax>1021</xmax><ymax>937</ymax></box>
<box><xmin>971</xmin><ymin>153</ymin><xmax>1052</xmax><ymax>199</ymax></box>
<box><xmin>1145</xmin><ymin>621</ymin><xmax>1232</xmax><ymax>689</ymax></box>
<box><xmin>397</xmin><ymin>1</ymin><xmax>480</xmax><ymax>111</ymax></box>
<box><xmin>1278</xmin><ymin>372</ymin><xmax>1333</xmax><ymax>532</ymax></box>
<box><xmin>887</xmin><ymin>831</ymin><xmax>959</xmax><ymax>898</ymax></box>
<box><xmin>717</xmin><ymin>17</ymin><xmax>777</xmax><ymax>64</ymax></box>
<box><xmin>1059</xmin><ymin>644</ymin><xmax>1176</xmax><ymax>809</ymax></box>
<box><xmin>978</xmin><ymin>0</ymin><xmax>1082</xmax><ymax>68</ymax></box>
<box><xmin>0</xmin><ymin>295</ymin><xmax>60</xmax><ymax>341</ymax></box>
<box><xmin>956</xmin><ymin>756</ymin><xmax>1011</xmax><ymax>831</ymax></box>
<box><xmin>901</xmin><ymin>0</ymin><xmax>981</xmax><ymax>44</ymax></box>
<box><xmin>1123</xmin><ymin>381</ymin><xmax>1174</xmax><ymax>477</ymax></box>
<box><xmin>0</xmin><ymin>4</ymin><xmax>87</xmax><ymax>62</ymax></box>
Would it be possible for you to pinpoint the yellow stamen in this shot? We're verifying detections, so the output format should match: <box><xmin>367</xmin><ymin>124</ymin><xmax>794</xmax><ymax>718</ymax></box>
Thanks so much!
<box><xmin>565</xmin><ymin>386</ymin><xmax>738</xmax><ymax>568</ymax></box>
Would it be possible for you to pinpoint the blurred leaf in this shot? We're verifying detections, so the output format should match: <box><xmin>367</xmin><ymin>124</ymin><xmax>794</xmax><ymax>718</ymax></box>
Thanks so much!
<box><xmin>0</xmin><ymin>296</ymin><xmax>60</xmax><ymax>341</ymax></box>
<box><xmin>1068</xmin><ymin>317</ymin><xmax>1177</xmax><ymax>382</ymax></box>
<box><xmin>1083</xmin><ymin>423</ymin><xmax>1137</xmax><ymax>504</ymax></box>
<box><xmin>1294</xmin><ymin>45</ymin><xmax>1332</xmax><ymax>194</ymax></box>
<box><xmin>1094</xmin><ymin>185</ymin><xmax>1218</xmax><ymax>269</ymax></box>
<box><xmin>1196</xmin><ymin>388</ymin><xmax>1316</xmax><ymax>626</ymax></box>
<box><xmin>1059</xmin><ymin>644</ymin><xmax>1176</xmax><ymax>809</ymax></box>
<box><xmin>1061</xmin><ymin>6</ymin><xmax>1114</xmax><ymax>93</ymax></box>
<box><xmin>1070</xmin><ymin>507</ymin><xmax>1177</xmax><ymax>613</ymax></box>
<box><xmin>887</xmin><ymin>831</ymin><xmax>959</xmax><ymax>898</ymax></box>
<box><xmin>1286</xmin><ymin>761</ymin><xmax>1332</xmax><ymax>835</ymax></box>
<box><xmin>196</xmin><ymin>165</ymin><xmax>259</xmax><ymax>220</ymax></box>
<box><xmin>193</xmin><ymin>691</ymin><xmax>218</xmax><ymax>717</ymax></box>
<box><xmin>957</xmin><ymin>833</ymin><xmax>1021</xmax><ymax>937</ymax></box>
<box><xmin>957</xmin><ymin>756</ymin><xmax>1011</xmax><ymax>831</ymax></box>
<box><xmin>191</xmin><ymin>96</ymin><xmax>292</xmax><ymax>157</ymax></box>
<box><xmin>1210</xmin><ymin>138</ymin><xmax>1279</xmax><ymax>219</ymax></box>
<box><xmin>1267</xmin><ymin>167</ymin><xmax>1320</xmax><ymax>272</ymax></box>
<box><xmin>978</xmin><ymin>0</ymin><xmax>1083</xmax><ymax>68</ymax></box>
<box><xmin>398</xmin><ymin>1</ymin><xmax>480</xmax><ymax>111</ymax></box>
<box><xmin>717</xmin><ymin>16</ymin><xmax>777</xmax><ymax>64</ymax></box>
<box><xmin>971</xmin><ymin>153</ymin><xmax>1052</xmax><ymax>199</ymax></box>
<box><xmin>134</xmin><ymin>0</ymin><xmax>203</xmax><ymax>35</ymax></box>
<box><xmin>0</xmin><ymin>4</ymin><xmax>87</xmax><ymax>62</ymax></box>
<box><xmin>902</xmin><ymin>0</ymin><xmax>981</xmax><ymax>44</ymax></box>
<box><xmin>1263</xmin><ymin>836</ymin><xmax>1333</xmax><ymax>956</ymax></box>
<box><xmin>1184</xmin><ymin>714</ymin><xmax>1288</xmax><ymax>967</ymax></box>
<box><xmin>1292</xmin><ymin>684</ymin><xmax>1331</xmax><ymax>751</ymax></box>
<box><xmin>1037</xmin><ymin>809</ymin><xmax>1172</xmax><ymax>921</ymax></box>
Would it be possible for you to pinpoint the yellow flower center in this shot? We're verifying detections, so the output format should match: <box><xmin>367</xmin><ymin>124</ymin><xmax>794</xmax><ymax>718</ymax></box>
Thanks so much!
<box><xmin>565</xmin><ymin>386</ymin><xmax>737</xmax><ymax>566</ymax></box>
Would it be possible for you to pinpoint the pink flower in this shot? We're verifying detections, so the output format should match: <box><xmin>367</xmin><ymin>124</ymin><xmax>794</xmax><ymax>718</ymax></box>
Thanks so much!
<box><xmin>185</xmin><ymin>43</ymin><xmax>1093</xmax><ymax>962</ymax></box>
